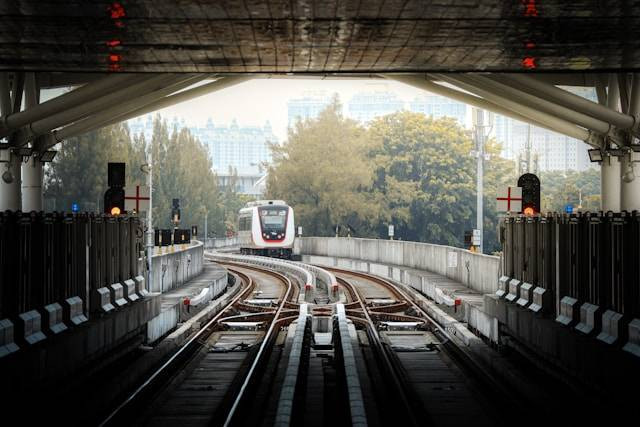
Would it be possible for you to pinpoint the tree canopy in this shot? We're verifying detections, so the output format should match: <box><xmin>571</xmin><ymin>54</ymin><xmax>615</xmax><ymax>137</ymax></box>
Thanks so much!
<box><xmin>45</xmin><ymin>115</ymin><xmax>248</xmax><ymax>238</ymax></box>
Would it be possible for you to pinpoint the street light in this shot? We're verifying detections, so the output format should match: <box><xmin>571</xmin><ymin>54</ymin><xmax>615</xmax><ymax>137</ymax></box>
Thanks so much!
<box><xmin>38</xmin><ymin>150</ymin><xmax>57</xmax><ymax>162</ymax></box>
<box><xmin>588</xmin><ymin>148</ymin><xmax>602</xmax><ymax>163</ymax></box>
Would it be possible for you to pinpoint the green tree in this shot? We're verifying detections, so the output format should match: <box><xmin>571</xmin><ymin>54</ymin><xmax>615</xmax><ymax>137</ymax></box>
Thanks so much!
<box><xmin>540</xmin><ymin>167</ymin><xmax>600</xmax><ymax>212</ymax></box>
<box><xmin>266</xmin><ymin>96</ymin><xmax>383</xmax><ymax>236</ymax></box>
<box><xmin>368</xmin><ymin>113</ymin><xmax>477</xmax><ymax>246</ymax></box>
<box><xmin>45</xmin><ymin>122</ymin><xmax>145</xmax><ymax>211</ymax></box>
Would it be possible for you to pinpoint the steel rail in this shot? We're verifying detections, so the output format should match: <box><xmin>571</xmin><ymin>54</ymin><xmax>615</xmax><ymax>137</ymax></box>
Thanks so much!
<box><xmin>330</xmin><ymin>267</ymin><xmax>527</xmax><ymax>410</ymax></box>
<box><xmin>336</xmin><ymin>275</ymin><xmax>422</xmax><ymax>427</ymax></box>
<box><xmin>99</xmin><ymin>268</ymin><xmax>254</xmax><ymax>426</ymax></box>
<box><xmin>222</xmin><ymin>266</ymin><xmax>293</xmax><ymax>427</ymax></box>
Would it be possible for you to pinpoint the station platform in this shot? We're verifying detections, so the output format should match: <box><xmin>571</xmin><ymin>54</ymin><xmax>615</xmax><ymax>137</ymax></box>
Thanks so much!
<box><xmin>147</xmin><ymin>262</ymin><xmax>228</xmax><ymax>343</ymax></box>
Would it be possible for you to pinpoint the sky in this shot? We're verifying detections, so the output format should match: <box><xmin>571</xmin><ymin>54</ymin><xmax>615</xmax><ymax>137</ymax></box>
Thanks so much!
<box><xmin>135</xmin><ymin>77</ymin><xmax>432</xmax><ymax>141</ymax></box>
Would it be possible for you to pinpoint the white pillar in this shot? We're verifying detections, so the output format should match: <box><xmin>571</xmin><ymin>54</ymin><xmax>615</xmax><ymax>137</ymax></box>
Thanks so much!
<box><xmin>621</xmin><ymin>151</ymin><xmax>640</xmax><ymax>211</ymax></box>
<box><xmin>21</xmin><ymin>156</ymin><xmax>43</xmax><ymax>211</ymax></box>
<box><xmin>21</xmin><ymin>72</ymin><xmax>43</xmax><ymax>212</ymax></box>
<box><xmin>601</xmin><ymin>154</ymin><xmax>621</xmax><ymax>211</ymax></box>
<box><xmin>0</xmin><ymin>152</ymin><xmax>22</xmax><ymax>210</ymax></box>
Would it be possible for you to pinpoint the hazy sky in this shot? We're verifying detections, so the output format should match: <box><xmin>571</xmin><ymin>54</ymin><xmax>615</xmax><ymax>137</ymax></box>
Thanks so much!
<box><xmin>141</xmin><ymin>78</ymin><xmax>435</xmax><ymax>141</ymax></box>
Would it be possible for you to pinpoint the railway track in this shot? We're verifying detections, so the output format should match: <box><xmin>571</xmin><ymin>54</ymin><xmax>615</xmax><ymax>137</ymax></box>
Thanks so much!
<box><xmin>100</xmin><ymin>257</ymin><xmax>525</xmax><ymax>427</ymax></box>
<box><xmin>100</xmin><ymin>264</ymin><xmax>298</xmax><ymax>427</ymax></box>
<box><xmin>327</xmin><ymin>267</ymin><xmax>518</xmax><ymax>427</ymax></box>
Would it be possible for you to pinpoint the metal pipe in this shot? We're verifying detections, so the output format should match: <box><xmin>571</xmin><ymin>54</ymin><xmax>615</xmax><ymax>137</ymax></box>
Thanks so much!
<box><xmin>431</xmin><ymin>74</ymin><xmax>597</xmax><ymax>144</ymax></box>
<box><xmin>384</xmin><ymin>74</ymin><xmax>552</xmax><ymax>131</ymax></box>
<box><xmin>498</xmin><ymin>73</ymin><xmax>635</xmax><ymax>130</ymax></box>
<box><xmin>0</xmin><ymin>73</ymin><xmax>144</xmax><ymax>138</ymax></box>
<box><xmin>0</xmin><ymin>73</ymin><xmax>12</xmax><ymax>116</ymax></box>
<box><xmin>13</xmin><ymin>74</ymin><xmax>177</xmax><ymax>146</ymax></box>
<box><xmin>115</xmin><ymin>75</ymin><xmax>252</xmax><ymax>123</ymax></box>
<box><xmin>621</xmin><ymin>73</ymin><xmax>640</xmax><ymax>211</ymax></box>
<box><xmin>602</xmin><ymin>74</ymin><xmax>622</xmax><ymax>212</ymax></box>
<box><xmin>472</xmin><ymin>75</ymin><xmax>611</xmax><ymax>134</ymax></box>
<box><xmin>22</xmin><ymin>72</ymin><xmax>43</xmax><ymax>212</ymax></box>
<box><xmin>628</xmin><ymin>73</ymin><xmax>640</xmax><ymax>120</ymax></box>
<box><xmin>39</xmin><ymin>74</ymin><xmax>206</xmax><ymax>149</ymax></box>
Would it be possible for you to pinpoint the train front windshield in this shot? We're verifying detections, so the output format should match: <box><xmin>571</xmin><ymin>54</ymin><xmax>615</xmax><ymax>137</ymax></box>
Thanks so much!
<box><xmin>259</xmin><ymin>207</ymin><xmax>287</xmax><ymax>232</ymax></box>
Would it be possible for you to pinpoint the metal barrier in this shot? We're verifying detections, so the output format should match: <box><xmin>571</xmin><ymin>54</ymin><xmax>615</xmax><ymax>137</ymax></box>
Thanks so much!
<box><xmin>499</xmin><ymin>211</ymin><xmax>640</xmax><ymax>343</ymax></box>
<box><xmin>0</xmin><ymin>211</ymin><xmax>145</xmax><ymax>353</ymax></box>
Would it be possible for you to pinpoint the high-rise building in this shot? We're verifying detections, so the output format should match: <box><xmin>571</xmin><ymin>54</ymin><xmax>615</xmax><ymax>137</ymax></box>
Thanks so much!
<box><xmin>287</xmin><ymin>91</ymin><xmax>333</xmax><ymax>127</ymax></box>
<box><xmin>409</xmin><ymin>94</ymin><xmax>467</xmax><ymax>126</ymax></box>
<box><xmin>491</xmin><ymin>86</ymin><xmax>597</xmax><ymax>172</ymax></box>
<box><xmin>128</xmin><ymin>115</ymin><xmax>275</xmax><ymax>196</ymax></box>
<box><xmin>191</xmin><ymin>118</ymin><xmax>275</xmax><ymax>176</ymax></box>
<box><xmin>346</xmin><ymin>90</ymin><xmax>404</xmax><ymax>123</ymax></box>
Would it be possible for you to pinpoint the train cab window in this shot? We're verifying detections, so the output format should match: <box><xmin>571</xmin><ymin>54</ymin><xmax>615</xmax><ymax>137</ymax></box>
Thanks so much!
<box><xmin>259</xmin><ymin>207</ymin><xmax>287</xmax><ymax>231</ymax></box>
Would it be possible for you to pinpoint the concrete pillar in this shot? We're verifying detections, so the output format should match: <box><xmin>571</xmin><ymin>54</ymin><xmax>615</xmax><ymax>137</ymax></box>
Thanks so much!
<box><xmin>621</xmin><ymin>151</ymin><xmax>640</xmax><ymax>211</ymax></box>
<box><xmin>0</xmin><ymin>152</ymin><xmax>22</xmax><ymax>210</ymax></box>
<box><xmin>21</xmin><ymin>156</ymin><xmax>43</xmax><ymax>211</ymax></box>
<box><xmin>21</xmin><ymin>72</ymin><xmax>43</xmax><ymax>212</ymax></box>
<box><xmin>601</xmin><ymin>154</ymin><xmax>621</xmax><ymax>211</ymax></box>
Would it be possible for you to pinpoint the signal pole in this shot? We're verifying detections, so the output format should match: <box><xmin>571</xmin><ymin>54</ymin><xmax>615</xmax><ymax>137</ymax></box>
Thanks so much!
<box><xmin>472</xmin><ymin>108</ymin><xmax>492</xmax><ymax>254</ymax></box>
<box><xmin>145</xmin><ymin>148</ymin><xmax>154</xmax><ymax>291</ymax></box>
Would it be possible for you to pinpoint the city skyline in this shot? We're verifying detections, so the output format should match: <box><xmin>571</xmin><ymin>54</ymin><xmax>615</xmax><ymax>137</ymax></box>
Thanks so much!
<box><xmin>127</xmin><ymin>78</ymin><xmax>597</xmax><ymax>174</ymax></box>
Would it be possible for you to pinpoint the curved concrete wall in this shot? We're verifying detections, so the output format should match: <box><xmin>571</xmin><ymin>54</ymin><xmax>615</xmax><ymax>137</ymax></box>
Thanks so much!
<box><xmin>294</xmin><ymin>237</ymin><xmax>500</xmax><ymax>294</ymax></box>
<box><xmin>150</xmin><ymin>241</ymin><xmax>204</xmax><ymax>293</ymax></box>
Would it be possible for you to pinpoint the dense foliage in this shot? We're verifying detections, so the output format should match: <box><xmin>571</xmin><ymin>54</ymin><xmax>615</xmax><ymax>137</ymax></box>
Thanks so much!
<box><xmin>267</xmin><ymin>99</ymin><xmax>599</xmax><ymax>253</ymax></box>
<box><xmin>44</xmin><ymin>115</ymin><xmax>246</xmax><ymax>237</ymax></box>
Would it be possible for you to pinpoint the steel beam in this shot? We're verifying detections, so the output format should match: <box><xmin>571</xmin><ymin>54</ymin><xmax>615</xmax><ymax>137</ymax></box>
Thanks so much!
<box><xmin>10</xmin><ymin>73</ymin><xmax>24</xmax><ymax>117</ymax></box>
<box><xmin>495</xmin><ymin>73</ymin><xmax>635</xmax><ymax>130</ymax></box>
<box><xmin>621</xmin><ymin>73</ymin><xmax>640</xmax><ymax>211</ymax></box>
<box><xmin>114</xmin><ymin>75</ymin><xmax>252</xmax><ymax>123</ymax></box>
<box><xmin>40</xmin><ymin>74</ymin><xmax>208</xmax><ymax>148</ymax></box>
<box><xmin>12</xmin><ymin>74</ymin><xmax>179</xmax><ymax>146</ymax></box>
<box><xmin>22</xmin><ymin>72</ymin><xmax>43</xmax><ymax>212</ymax></box>
<box><xmin>432</xmin><ymin>74</ymin><xmax>598</xmax><ymax>145</ymax></box>
<box><xmin>471</xmin><ymin>75</ymin><xmax>611</xmax><ymax>134</ymax></box>
<box><xmin>0</xmin><ymin>73</ymin><xmax>144</xmax><ymax>137</ymax></box>
<box><xmin>0</xmin><ymin>73</ymin><xmax>11</xmax><ymax>117</ymax></box>
<box><xmin>384</xmin><ymin>74</ymin><xmax>557</xmax><ymax>133</ymax></box>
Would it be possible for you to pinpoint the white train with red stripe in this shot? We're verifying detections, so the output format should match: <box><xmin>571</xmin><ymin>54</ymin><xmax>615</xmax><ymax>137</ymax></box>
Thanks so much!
<box><xmin>237</xmin><ymin>200</ymin><xmax>295</xmax><ymax>259</ymax></box>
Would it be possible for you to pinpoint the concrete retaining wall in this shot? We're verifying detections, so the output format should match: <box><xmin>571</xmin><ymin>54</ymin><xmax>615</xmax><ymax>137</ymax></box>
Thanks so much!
<box><xmin>295</xmin><ymin>237</ymin><xmax>500</xmax><ymax>294</ymax></box>
<box><xmin>150</xmin><ymin>241</ymin><xmax>204</xmax><ymax>293</ymax></box>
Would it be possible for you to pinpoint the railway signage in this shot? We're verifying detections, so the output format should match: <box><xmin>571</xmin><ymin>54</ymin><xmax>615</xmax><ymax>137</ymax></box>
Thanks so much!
<box><xmin>388</xmin><ymin>224</ymin><xmax>394</xmax><ymax>238</ymax></box>
<box><xmin>496</xmin><ymin>186</ymin><xmax>522</xmax><ymax>213</ymax></box>
<box><xmin>124</xmin><ymin>185</ymin><xmax>150</xmax><ymax>212</ymax></box>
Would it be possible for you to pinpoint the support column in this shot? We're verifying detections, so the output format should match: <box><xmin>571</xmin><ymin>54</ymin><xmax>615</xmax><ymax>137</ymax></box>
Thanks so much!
<box><xmin>601</xmin><ymin>154</ymin><xmax>621</xmax><ymax>211</ymax></box>
<box><xmin>0</xmin><ymin>153</ymin><xmax>22</xmax><ymax>210</ymax></box>
<box><xmin>0</xmin><ymin>72</ymin><xmax>21</xmax><ymax>211</ymax></box>
<box><xmin>21</xmin><ymin>156</ymin><xmax>43</xmax><ymax>211</ymax></box>
<box><xmin>621</xmin><ymin>151</ymin><xmax>640</xmax><ymax>211</ymax></box>
<box><xmin>21</xmin><ymin>72</ymin><xmax>43</xmax><ymax>212</ymax></box>
<box><xmin>621</xmin><ymin>73</ymin><xmax>640</xmax><ymax>211</ymax></box>
<box><xmin>602</xmin><ymin>74</ymin><xmax>622</xmax><ymax>212</ymax></box>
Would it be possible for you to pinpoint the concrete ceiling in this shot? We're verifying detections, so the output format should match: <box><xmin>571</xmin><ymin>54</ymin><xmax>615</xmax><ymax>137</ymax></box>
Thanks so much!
<box><xmin>1</xmin><ymin>1</ymin><xmax>639</xmax><ymax>74</ymax></box>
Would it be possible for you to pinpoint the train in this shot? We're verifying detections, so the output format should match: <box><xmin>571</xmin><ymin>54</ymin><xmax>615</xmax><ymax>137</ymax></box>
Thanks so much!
<box><xmin>237</xmin><ymin>200</ymin><xmax>295</xmax><ymax>259</ymax></box>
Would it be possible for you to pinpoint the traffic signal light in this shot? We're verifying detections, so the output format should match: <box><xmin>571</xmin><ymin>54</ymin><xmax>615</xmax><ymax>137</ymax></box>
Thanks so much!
<box><xmin>518</xmin><ymin>173</ymin><xmax>540</xmax><ymax>215</ymax></box>
<box><xmin>104</xmin><ymin>187</ymin><xmax>125</xmax><ymax>215</ymax></box>
<box><xmin>171</xmin><ymin>198</ymin><xmax>180</xmax><ymax>224</ymax></box>
<box><xmin>104</xmin><ymin>162</ymin><xmax>125</xmax><ymax>215</ymax></box>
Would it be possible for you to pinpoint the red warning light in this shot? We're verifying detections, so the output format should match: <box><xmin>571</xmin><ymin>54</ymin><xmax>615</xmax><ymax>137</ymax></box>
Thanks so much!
<box><xmin>522</xmin><ymin>57</ymin><xmax>537</xmax><ymax>69</ymax></box>
<box><xmin>524</xmin><ymin>41</ymin><xmax>536</xmax><ymax>49</ymax></box>
<box><xmin>522</xmin><ymin>0</ymin><xmax>538</xmax><ymax>17</ymax></box>
<box><xmin>106</xmin><ymin>39</ymin><xmax>121</xmax><ymax>48</ymax></box>
<box><xmin>109</xmin><ymin>54</ymin><xmax>122</xmax><ymax>62</ymax></box>
<box><xmin>109</xmin><ymin>2</ymin><xmax>126</xmax><ymax>19</ymax></box>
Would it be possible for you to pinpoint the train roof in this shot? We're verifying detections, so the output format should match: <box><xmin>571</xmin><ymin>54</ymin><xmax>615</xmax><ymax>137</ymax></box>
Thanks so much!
<box><xmin>245</xmin><ymin>200</ymin><xmax>288</xmax><ymax>208</ymax></box>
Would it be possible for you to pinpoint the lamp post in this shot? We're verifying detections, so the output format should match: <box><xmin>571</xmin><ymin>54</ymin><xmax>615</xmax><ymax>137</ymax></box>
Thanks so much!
<box><xmin>142</xmin><ymin>147</ymin><xmax>153</xmax><ymax>291</ymax></box>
